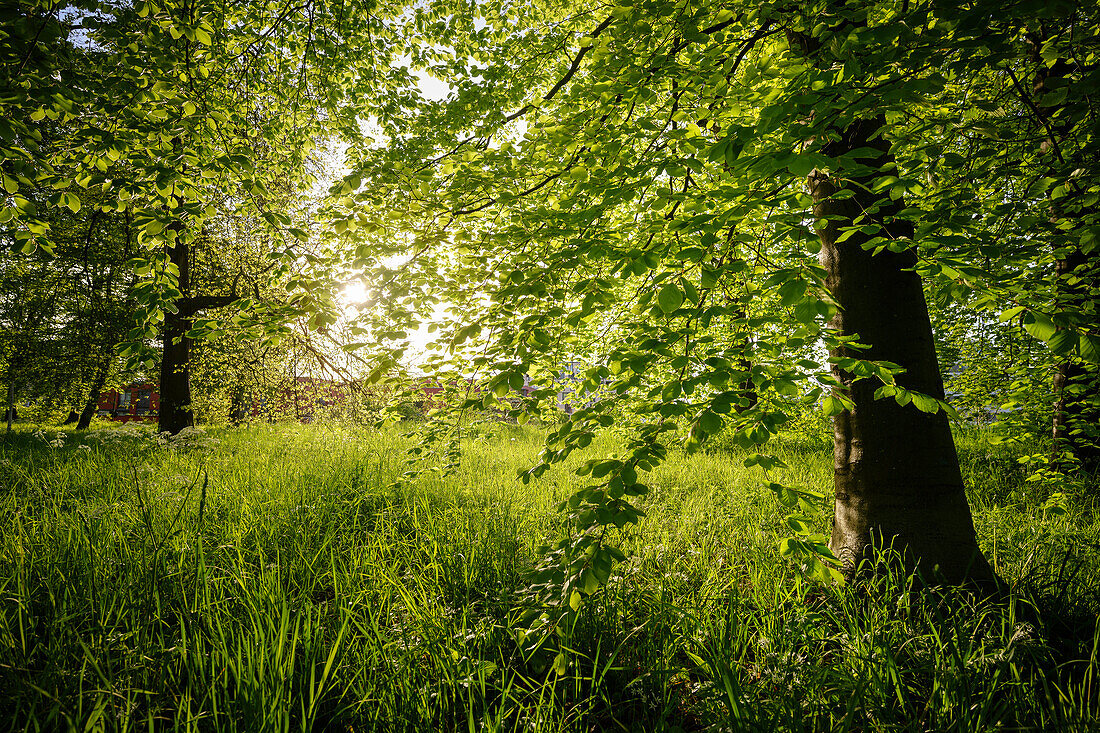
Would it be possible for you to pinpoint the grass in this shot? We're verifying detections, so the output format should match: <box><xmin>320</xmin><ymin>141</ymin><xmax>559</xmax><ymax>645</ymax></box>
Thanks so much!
<box><xmin>0</xmin><ymin>419</ymin><xmax>1097</xmax><ymax>731</ymax></box>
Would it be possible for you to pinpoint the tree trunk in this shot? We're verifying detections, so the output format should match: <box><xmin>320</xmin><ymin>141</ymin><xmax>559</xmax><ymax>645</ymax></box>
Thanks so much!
<box><xmin>77</xmin><ymin>358</ymin><xmax>110</xmax><ymax>430</ymax></box>
<box><xmin>158</xmin><ymin>237</ymin><xmax>195</xmax><ymax>435</ymax></box>
<box><xmin>159</xmin><ymin>308</ymin><xmax>194</xmax><ymax>434</ymax></box>
<box><xmin>6</xmin><ymin>378</ymin><xmax>13</xmax><ymax>433</ymax></box>
<box><xmin>229</xmin><ymin>383</ymin><xmax>248</xmax><ymax>426</ymax></box>
<box><xmin>155</xmin><ymin>235</ymin><xmax>236</xmax><ymax>434</ymax></box>
<box><xmin>1031</xmin><ymin>45</ymin><xmax>1100</xmax><ymax>475</ymax></box>
<box><xmin>809</xmin><ymin>117</ymin><xmax>996</xmax><ymax>585</ymax></box>
<box><xmin>1051</xmin><ymin>249</ymin><xmax>1100</xmax><ymax>473</ymax></box>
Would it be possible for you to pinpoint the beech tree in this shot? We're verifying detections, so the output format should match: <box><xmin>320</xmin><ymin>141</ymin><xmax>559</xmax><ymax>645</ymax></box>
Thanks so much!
<box><xmin>332</xmin><ymin>0</ymin><xmax>1098</xmax><ymax>606</ymax></box>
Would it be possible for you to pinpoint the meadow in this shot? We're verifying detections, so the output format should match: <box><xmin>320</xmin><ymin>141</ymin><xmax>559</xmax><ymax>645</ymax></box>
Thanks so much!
<box><xmin>0</xmin><ymin>419</ymin><xmax>1097</xmax><ymax>731</ymax></box>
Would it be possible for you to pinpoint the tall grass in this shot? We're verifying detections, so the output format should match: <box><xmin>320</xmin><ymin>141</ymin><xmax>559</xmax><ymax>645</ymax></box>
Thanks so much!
<box><xmin>0</xmin><ymin>420</ymin><xmax>1097</xmax><ymax>731</ymax></box>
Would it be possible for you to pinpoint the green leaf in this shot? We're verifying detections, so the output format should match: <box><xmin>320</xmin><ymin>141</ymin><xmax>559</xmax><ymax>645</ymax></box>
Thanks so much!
<box><xmin>1022</xmin><ymin>311</ymin><xmax>1057</xmax><ymax>342</ymax></box>
<box><xmin>582</xmin><ymin>569</ymin><xmax>600</xmax><ymax>595</ymax></box>
<box><xmin>778</xmin><ymin>277</ymin><xmax>807</xmax><ymax>306</ymax></box>
<box><xmin>787</xmin><ymin>155</ymin><xmax>816</xmax><ymax>177</ymax></box>
<box><xmin>591</xmin><ymin>460</ymin><xmax>620</xmax><ymax>478</ymax></box>
<box><xmin>822</xmin><ymin>395</ymin><xmax>846</xmax><ymax>416</ymax></box>
<box><xmin>508</xmin><ymin>371</ymin><xmax>525</xmax><ymax>391</ymax></box>
<box><xmin>699</xmin><ymin>410</ymin><xmax>723</xmax><ymax>435</ymax></box>
<box><xmin>1080</xmin><ymin>228</ymin><xmax>1100</xmax><ymax>254</ymax></box>
<box><xmin>911</xmin><ymin>392</ymin><xmax>939</xmax><ymax>413</ymax></box>
<box><xmin>786</xmin><ymin>514</ymin><xmax>813</xmax><ymax>534</ymax></box>
<box><xmin>768</xmin><ymin>482</ymin><xmax>799</xmax><ymax>508</ymax></box>
<box><xmin>700</xmin><ymin>265</ymin><xmax>719</xmax><ymax>288</ymax></box>
<box><xmin>1047</xmin><ymin>329</ymin><xmax>1079</xmax><ymax>356</ymax></box>
<box><xmin>794</xmin><ymin>299</ymin><xmax>817</xmax><ymax>323</ymax></box>
<box><xmin>657</xmin><ymin>283</ymin><xmax>683</xmax><ymax>314</ymax></box>
<box><xmin>1079</xmin><ymin>335</ymin><xmax>1100</xmax><ymax>363</ymax></box>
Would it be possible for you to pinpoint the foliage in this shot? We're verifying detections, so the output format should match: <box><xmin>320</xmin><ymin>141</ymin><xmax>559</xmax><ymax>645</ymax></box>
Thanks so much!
<box><xmin>318</xmin><ymin>0</ymin><xmax>1100</xmax><ymax>622</ymax></box>
<box><xmin>2</xmin><ymin>0</ymin><xmax>427</xmax><ymax>373</ymax></box>
<box><xmin>0</xmin><ymin>182</ymin><xmax>138</xmax><ymax>422</ymax></box>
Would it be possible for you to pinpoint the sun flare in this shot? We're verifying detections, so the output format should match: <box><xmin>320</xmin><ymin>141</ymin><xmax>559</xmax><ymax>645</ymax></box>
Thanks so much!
<box><xmin>341</xmin><ymin>280</ymin><xmax>368</xmax><ymax>304</ymax></box>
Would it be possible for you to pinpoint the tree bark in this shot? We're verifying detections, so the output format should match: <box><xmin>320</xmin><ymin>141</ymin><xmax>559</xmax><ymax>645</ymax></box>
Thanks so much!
<box><xmin>77</xmin><ymin>357</ymin><xmax>110</xmax><ymax>430</ymax></box>
<box><xmin>158</xmin><ymin>238</ymin><xmax>195</xmax><ymax>435</ymax></box>
<box><xmin>156</xmin><ymin>232</ymin><xmax>237</xmax><ymax>435</ymax></box>
<box><xmin>809</xmin><ymin>117</ymin><xmax>996</xmax><ymax>585</ymax></box>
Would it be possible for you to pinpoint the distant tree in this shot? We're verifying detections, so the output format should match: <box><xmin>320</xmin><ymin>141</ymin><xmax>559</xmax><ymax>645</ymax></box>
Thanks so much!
<box><xmin>4</xmin><ymin>0</ymin><xmax>412</xmax><ymax>432</ymax></box>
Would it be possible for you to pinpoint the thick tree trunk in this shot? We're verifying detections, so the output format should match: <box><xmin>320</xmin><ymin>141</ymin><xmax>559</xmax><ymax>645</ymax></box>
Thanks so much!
<box><xmin>77</xmin><ymin>358</ymin><xmax>110</xmax><ymax>430</ymax></box>
<box><xmin>159</xmin><ymin>309</ymin><xmax>194</xmax><ymax>434</ymax></box>
<box><xmin>158</xmin><ymin>237</ymin><xmax>194</xmax><ymax>435</ymax></box>
<box><xmin>809</xmin><ymin>117</ymin><xmax>995</xmax><ymax>585</ymax></box>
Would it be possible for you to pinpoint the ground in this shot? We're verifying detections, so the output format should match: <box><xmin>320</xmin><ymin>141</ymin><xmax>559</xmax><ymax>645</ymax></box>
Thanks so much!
<box><xmin>0</xmin><ymin>420</ymin><xmax>1097</xmax><ymax>731</ymax></box>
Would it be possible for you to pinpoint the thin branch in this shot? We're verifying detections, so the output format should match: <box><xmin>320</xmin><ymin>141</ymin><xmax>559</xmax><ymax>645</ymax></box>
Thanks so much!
<box><xmin>1004</xmin><ymin>64</ymin><xmax>1066</xmax><ymax>165</ymax></box>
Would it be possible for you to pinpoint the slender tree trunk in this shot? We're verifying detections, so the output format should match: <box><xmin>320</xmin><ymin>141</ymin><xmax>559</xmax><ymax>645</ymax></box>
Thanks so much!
<box><xmin>1051</xmin><ymin>249</ymin><xmax>1100</xmax><ymax>474</ymax></box>
<box><xmin>159</xmin><ymin>311</ymin><xmax>195</xmax><ymax>434</ymax></box>
<box><xmin>809</xmin><ymin>117</ymin><xmax>996</xmax><ymax>585</ymax></box>
<box><xmin>1030</xmin><ymin>44</ymin><xmax>1100</xmax><ymax>475</ymax></box>
<box><xmin>6</xmin><ymin>378</ymin><xmax>13</xmax><ymax>433</ymax></box>
<box><xmin>77</xmin><ymin>358</ymin><xmax>110</xmax><ymax>430</ymax></box>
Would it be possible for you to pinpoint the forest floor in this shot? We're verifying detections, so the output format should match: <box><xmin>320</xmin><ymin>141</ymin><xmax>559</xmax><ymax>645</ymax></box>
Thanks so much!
<box><xmin>0</xmin><ymin>419</ymin><xmax>1097</xmax><ymax>731</ymax></box>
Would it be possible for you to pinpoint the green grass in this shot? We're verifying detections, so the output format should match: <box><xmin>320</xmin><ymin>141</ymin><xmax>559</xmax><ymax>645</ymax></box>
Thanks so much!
<box><xmin>0</xmin><ymin>420</ymin><xmax>1097</xmax><ymax>731</ymax></box>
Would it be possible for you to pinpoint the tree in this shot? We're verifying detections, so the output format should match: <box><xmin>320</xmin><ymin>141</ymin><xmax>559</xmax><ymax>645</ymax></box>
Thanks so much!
<box><xmin>807</xmin><ymin>114</ymin><xmax>993</xmax><ymax>581</ymax></box>
<box><xmin>0</xmin><ymin>178</ymin><xmax>140</xmax><ymax>428</ymax></box>
<box><xmin>1025</xmin><ymin>19</ymin><xmax>1100</xmax><ymax>475</ymax></box>
<box><xmin>0</xmin><ymin>258</ymin><xmax>62</xmax><ymax>429</ymax></box>
<box><xmin>333</xmin><ymin>0</ymin><xmax>1100</xmax><ymax>592</ymax></box>
<box><xmin>881</xmin><ymin>0</ymin><xmax>1100</xmax><ymax>478</ymax></box>
<box><xmin>787</xmin><ymin>7</ymin><xmax>1003</xmax><ymax>581</ymax></box>
<box><xmin>5</xmin><ymin>0</ymin><xmax>413</xmax><ymax>432</ymax></box>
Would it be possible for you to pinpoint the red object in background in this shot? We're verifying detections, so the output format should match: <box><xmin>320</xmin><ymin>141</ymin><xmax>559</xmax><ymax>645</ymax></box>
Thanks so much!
<box><xmin>96</xmin><ymin>383</ymin><xmax>159</xmax><ymax>422</ymax></box>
